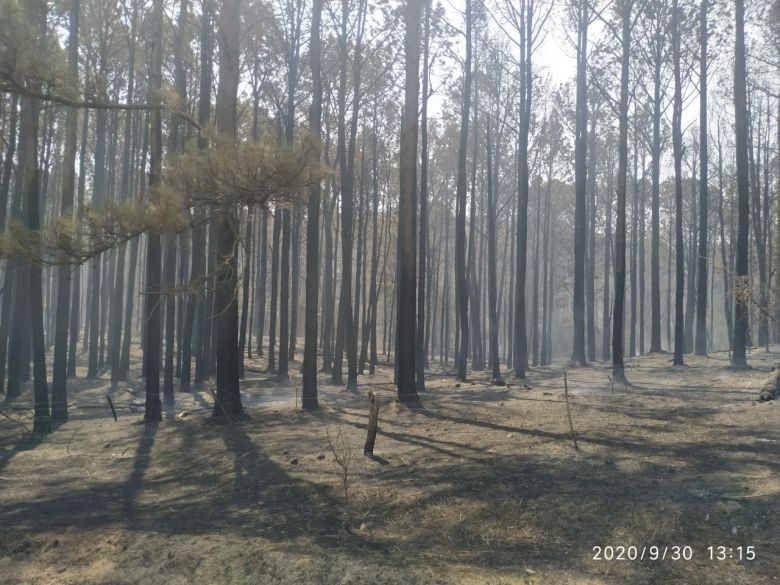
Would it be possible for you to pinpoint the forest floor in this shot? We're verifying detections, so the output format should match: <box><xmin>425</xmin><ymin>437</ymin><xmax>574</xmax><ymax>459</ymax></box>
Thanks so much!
<box><xmin>1</xmin><ymin>347</ymin><xmax>779</xmax><ymax>585</ymax></box>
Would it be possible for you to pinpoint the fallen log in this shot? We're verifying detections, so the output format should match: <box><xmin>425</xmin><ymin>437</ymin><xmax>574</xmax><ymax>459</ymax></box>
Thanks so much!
<box><xmin>758</xmin><ymin>367</ymin><xmax>780</xmax><ymax>402</ymax></box>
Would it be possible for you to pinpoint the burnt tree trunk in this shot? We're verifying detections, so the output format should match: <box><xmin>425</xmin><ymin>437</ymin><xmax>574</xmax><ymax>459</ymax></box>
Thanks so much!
<box><xmin>211</xmin><ymin>0</ymin><xmax>244</xmax><ymax>417</ymax></box>
<box><xmin>672</xmin><ymin>0</ymin><xmax>686</xmax><ymax>366</ymax></box>
<box><xmin>732</xmin><ymin>0</ymin><xmax>749</xmax><ymax>367</ymax></box>
<box><xmin>144</xmin><ymin>0</ymin><xmax>165</xmax><ymax>422</ymax></box>
<box><xmin>694</xmin><ymin>0</ymin><xmax>709</xmax><ymax>355</ymax></box>
<box><xmin>455</xmin><ymin>0</ymin><xmax>472</xmax><ymax>381</ymax></box>
<box><xmin>571</xmin><ymin>0</ymin><xmax>589</xmax><ymax>366</ymax></box>
<box><xmin>301</xmin><ymin>0</ymin><xmax>322</xmax><ymax>409</ymax></box>
<box><xmin>396</xmin><ymin>0</ymin><xmax>423</xmax><ymax>404</ymax></box>
<box><xmin>52</xmin><ymin>0</ymin><xmax>81</xmax><ymax>422</ymax></box>
<box><xmin>612</xmin><ymin>0</ymin><xmax>631</xmax><ymax>381</ymax></box>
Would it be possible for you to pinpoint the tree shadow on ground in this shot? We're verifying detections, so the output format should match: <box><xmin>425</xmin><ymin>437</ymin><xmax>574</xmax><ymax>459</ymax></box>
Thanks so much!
<box><xmin>1</xmin><ymin>353</ymin><xmax>779</xmax><ymax>584</ymax></box>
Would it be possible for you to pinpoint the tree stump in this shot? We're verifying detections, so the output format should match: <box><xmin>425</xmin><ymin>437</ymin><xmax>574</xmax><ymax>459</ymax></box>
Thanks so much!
<box><xmin>364</xmin><ymin>391</ymin><xmax>379</xmax><ymax>455</ymax></box>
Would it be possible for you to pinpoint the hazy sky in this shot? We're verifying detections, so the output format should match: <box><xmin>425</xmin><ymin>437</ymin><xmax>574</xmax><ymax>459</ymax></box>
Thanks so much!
<box><xmin>429</xmin><ymin>0</ymin><xmax>731</xmax><ymax>179</ymax></box>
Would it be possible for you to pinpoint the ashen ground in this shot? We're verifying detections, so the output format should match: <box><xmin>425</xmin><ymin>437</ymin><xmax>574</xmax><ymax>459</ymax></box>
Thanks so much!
<box><xmin>0</xmin><ymin>348</ymin><xmax>778</xmax><ymax>585</ymax></box>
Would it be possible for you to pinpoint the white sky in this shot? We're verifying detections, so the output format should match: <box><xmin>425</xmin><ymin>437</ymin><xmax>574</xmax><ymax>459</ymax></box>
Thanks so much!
<box><xmin>429</xmin><ymin>0</ymin><xmax>741</xmax><ymax>156</ymax></box>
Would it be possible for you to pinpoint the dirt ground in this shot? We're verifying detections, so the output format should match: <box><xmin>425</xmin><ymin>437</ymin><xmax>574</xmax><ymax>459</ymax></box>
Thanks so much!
<box><xmin>1</xmin><ymin>347</ymin><xmax>779</xmax><ymax>585</ymax></box>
